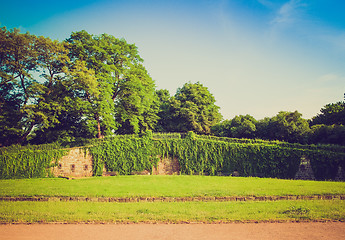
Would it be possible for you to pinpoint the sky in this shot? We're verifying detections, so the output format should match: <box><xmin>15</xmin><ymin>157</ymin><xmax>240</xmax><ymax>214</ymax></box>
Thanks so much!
<box><xmin>1</xmin><ymin>0</ymin><xmax>345</xmax><ymax>120</ymax></box>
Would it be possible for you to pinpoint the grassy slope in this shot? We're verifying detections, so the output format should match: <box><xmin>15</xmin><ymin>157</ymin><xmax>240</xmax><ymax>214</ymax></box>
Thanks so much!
<box><xmin>1</xmin><ymin>200</ymin><xmax>344</xmax><ymax>223</ymax></box>
<box><xmin>1</xmin><ymin>176</ymin><xmax>345</xmax><ymax>223</ymax></box>
<box><xmin>1</xmin><ymin>175</ymin><xmax>345</xmax><ymax>198</ymax></box>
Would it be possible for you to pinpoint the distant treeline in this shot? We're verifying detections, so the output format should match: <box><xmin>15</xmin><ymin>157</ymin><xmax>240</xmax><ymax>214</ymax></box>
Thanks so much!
<box><xmin>211</xmin><ymin>106</ymin><xmax>345</xmax><ymax>146</ymax></box>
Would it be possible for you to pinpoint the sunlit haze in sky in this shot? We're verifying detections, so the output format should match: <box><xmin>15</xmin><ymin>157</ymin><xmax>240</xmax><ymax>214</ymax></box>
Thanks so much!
<box><xmin>1</xmin><ymin>0</ymin><xmax>345</xmax><ymax>120</ymax></box>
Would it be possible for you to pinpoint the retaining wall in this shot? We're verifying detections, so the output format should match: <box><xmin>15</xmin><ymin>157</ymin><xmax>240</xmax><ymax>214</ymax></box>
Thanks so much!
<box><xmin>51</xmin><ymin>148</ymin><xmax>93</xmax><ymax>178</ymax></box>
<box><xmin>50</xmin><ymin>148</ymin><xmax>344</xmax><ymax>181</ymax></box>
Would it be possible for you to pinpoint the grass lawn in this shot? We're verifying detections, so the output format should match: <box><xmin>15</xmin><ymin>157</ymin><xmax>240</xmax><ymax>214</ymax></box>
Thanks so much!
<box><xmin>1</xmin><ymin>176</ymin><xmax>345</xmax><ymax>223</ymax></box>
<box><xmin>1</xmin><ymin>175</ymin><xmax>345</xmax><ymax>198</ymax></box>
<box><xmin>1</xmin><ymin>200</ymin><xmax>344</xmax><ymax>223</ymax></box>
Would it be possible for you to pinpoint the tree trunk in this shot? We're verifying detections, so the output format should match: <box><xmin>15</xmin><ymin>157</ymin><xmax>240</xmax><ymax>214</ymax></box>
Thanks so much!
<box><xmin>95</xmin><ymin>113</ymin><xmax>103</xmax><ymax>139</ymax></box>
<box><xmin>17</xmin><ymin>121</ymin><xmax>35</xmax><ymax>144</ymax></box>
<box><xmin>97</xmin><ymin>118</ymin><xmax>102</xmax><ymax>139</ymax></box>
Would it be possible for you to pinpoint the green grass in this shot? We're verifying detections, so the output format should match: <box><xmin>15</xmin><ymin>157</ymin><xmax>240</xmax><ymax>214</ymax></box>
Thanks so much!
<box><xmin>1</xmin><ymin>175</ymin><xmax>345</xmax><ymax>198</ymax></box>
<box><xmin>1</xmin><ymin>200</ymin><xmax>344</xmax><ymax>223</ymax></box>
<box><xmin>1</xmin><ymin>176</ymin><xmax>345</xmax><ymax>223</ymax></box>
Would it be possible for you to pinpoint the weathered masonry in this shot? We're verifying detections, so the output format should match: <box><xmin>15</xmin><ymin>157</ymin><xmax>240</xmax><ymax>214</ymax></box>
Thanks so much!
<box><xmin>51</xmin><ymin>148</ymin><xmax>180</xmax><ymax>178</ymax></box>
<box><xmin>51</xmin><ymin>148</ymin><xmax>93</xmax><ymax>178</ymax></box>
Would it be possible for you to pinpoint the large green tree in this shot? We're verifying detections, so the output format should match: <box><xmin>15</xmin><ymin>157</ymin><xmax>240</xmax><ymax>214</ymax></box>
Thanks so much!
<box><xmin>66</xmin><ymin>30</ymin><xmax>158</xmax><ymax>137</ymax></box>
<box><xmin>257</xmin><ymin>111</ymin><xmax>310</xmax><ymax>143</ymax></box>
<box><xmin>156</xmin><ymin>82</ymin><xmax>222</xmax><ymax>134</ymax></box>
<box><xmin>0</xmin><ymin>27</ymin><xmax>86</xmax><ymax>145</ymax></box>
<box><xmin>308</xmin><ymin>100</ymin><xmax>345</xmax><ymax>146</ymax></box>
<box><xmin>311</xmin><ymin>101</ymin><xmax>345</xmax><ymax>126</ymax></box>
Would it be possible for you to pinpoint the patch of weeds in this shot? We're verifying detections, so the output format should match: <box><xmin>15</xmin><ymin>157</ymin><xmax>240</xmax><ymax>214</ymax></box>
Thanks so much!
<box><xmin>136</xmin><ymin>209</ymin><xmax>150</xmax><ymax>214</ymax></box>
<box><xmin>282</xmin><ymin>206</ymin><xmax>311</xmax><ymax>219</ymax></box>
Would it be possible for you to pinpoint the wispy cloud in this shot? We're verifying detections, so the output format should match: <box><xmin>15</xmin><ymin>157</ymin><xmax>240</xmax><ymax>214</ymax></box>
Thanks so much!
<box><xmin>271</xmin><ymin>0</ymin><xmax>306</xmax><ymax>25</ymax></box>
<box><xmin>256</xmin><ymin>0</ymin><xmax>274</xmax><ymax>9</ymax></box>
<box><xmin>317</xmin><ymin>73</ymin><xmax>345</xmax><ymax>85</ymax></box>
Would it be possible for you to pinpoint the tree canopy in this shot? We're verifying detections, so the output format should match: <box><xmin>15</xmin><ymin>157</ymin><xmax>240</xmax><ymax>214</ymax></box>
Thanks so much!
<box><xmin>1</xmin><ymin>26</ymin><xmax>344</xmax><ymax>147</ymax></box>
<box><xmin>211</xmin><ymin>115</ymin><xmax>257</xmax><ymax>139</ymax></box>
<box><xmin>155</xmin><ymin>82</ymin><xmax>222</xmax><ymax>134</ymax></box>
<box><xmin>0</xmin><ymin>28</ymin><xmax>159</xmax><ymax>145</ymax></box>
<box><xmin>311</xmin><ymin>101</ymin><xmax>345</xmax><ymax>126</ymax></box>
<box><xmin>0</xmin><ymin>27</ymin><xmax>76</xmax><ymax>145</ymax></box>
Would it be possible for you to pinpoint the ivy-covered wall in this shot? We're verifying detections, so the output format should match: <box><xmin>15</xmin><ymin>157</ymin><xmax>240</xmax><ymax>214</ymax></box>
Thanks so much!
<box><xmin>1</xmin><ymin>131</ymin><xmax>345</xmax><ymax>180</ymax></box>
<box><xmin>0</xmin><ymin>143</ymin><xmax>67</xmax><ymax>179</ymax></box>
<box><xmin>88</xmin><ymin>131</ymin><xmax>345</xmax><ymax>180</ymax></box>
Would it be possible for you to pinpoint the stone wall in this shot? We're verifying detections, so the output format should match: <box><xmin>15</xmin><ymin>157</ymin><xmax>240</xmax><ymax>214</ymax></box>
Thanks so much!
<box><xmin>294</xmin><ymin>157</ymin><xmax>315</xmax><ymax>180</ymax></box>
<box><xmin>335</xmin><ymin>166</ymin><xmax>345</xmax><ymax>181</ymax></box>
<box><xmin>152</xmin><ymin>156</ymin><xmax>180</xmax><ymax>175</ymax></box>
<box><xmin>51</xmin><ymin>149</ymin><xmax>344</xmax><ymax>181</ymax></box>
<box><xmin>51</xmin><ymin>148</ymin><xmax>93</xmax><ymax>178</ymax></box>
<box><xmin>52</xmin><ymin>149</ymin><xmax>181</xmax><ymax>178</ymax></box>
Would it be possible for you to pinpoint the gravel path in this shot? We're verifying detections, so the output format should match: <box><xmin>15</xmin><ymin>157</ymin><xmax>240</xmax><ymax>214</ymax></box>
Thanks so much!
<box><xmin>1</xmin><ymin>222</ymin><xmax>345</xmax><ymax>240</ymax></box>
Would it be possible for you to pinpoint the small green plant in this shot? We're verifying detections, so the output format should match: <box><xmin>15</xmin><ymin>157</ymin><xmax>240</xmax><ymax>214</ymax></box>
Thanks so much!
<box><xmin>282</xmin><ymin>206</ymin><xmax>311</xmax><ymax>220</ymax></box>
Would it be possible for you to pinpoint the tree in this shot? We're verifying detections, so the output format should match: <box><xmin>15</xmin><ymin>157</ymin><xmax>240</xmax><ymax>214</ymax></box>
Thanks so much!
<box><xmin>66</xmin><ymin>30</ymin><xmax>158</xmax><ymax>137</ymax></box>
<box><xmin>311</xmin><ymin>101</ymin><xmax>345</xmax><ymax>126</ymax></box>
<box><xmin>0</xmin><ymin>27</ymin><xmax>80</xmax><ymax>145</ymax></box>
<box><xmin>169</xmin><ymin>82</ymin><xmax>222</xmax><ymax>134</ymax></box>
<box><xmin>257</xmin><ymin>111</ymin><xmax>310</xmax><ymax>143</ymax></box>
<box><xmin>309</xmin><ymin>124</ymin><xmax>345</xmax><ymax>146</ymax></box>
<box><xmin>210</xmin><ymin>119</ymin><xmax>232</xmax><ymax>137</ymax></box>
<box><xmin>0</xmin><ymin>82</ymin><xmax>22</xmax><ymax>146</ymax></box>
<box><xmin>115</xmin><ymin>64</ymin><xmax>159</xmax><ymax>134</ymax></box>
<box><xmin>211</xmin><ymin>115</ymin><xmax>257</xmax><ymax>138</ymax></box>
<box><xmin>154</xmin><ymin>89</ymin><xmax>176</xmax><ymax>132</ymax></box>
<box><xmin>308</xmin><ymin>101</ymin><xmax>345</xmax><ymax>146</ymax></box>
<box><xmin>0</xmin><ymin>27</ymin><xmax>38</xmax><ymax>145</ymax></box>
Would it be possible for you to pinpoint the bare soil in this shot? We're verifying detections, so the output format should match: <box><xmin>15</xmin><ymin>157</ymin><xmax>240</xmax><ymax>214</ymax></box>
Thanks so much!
<box><xmin>1</xmin><ymin>222</ymin><xmax>345</xmax><ymax>240</ymax></box>
<box><xmin>1</xmin><ymin>194</ymin><xmax>344</xmax><ymax>202</ymax></box>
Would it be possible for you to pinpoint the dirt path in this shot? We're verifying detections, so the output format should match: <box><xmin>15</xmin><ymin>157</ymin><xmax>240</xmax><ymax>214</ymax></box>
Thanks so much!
<box><xmin>1</xmin><ymin>194</ymin><xmax>344</xmax><ymax>202</ymax></box>
<box><xmin>1</xmin><ymin>222</ymin><xmax>345</xmax><ymax>240</ymax></box>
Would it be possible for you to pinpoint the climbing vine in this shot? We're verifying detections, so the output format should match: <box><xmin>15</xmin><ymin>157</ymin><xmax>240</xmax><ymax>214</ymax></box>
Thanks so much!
<box><xmin>88</xmin><ymin>131</ymin><xmax>345</xmax><ymax>180</ymax></box>
<box><xmin>1</xmin><ymin>131</ymin><xmax>344</xmax><ymax>180</ymax></box>
<box><xmin>88</xmin><ymin>131</ymin><xmax>159</xmax><ymax>176</ymax></box>
<box><xmin>0</xmin><ymin>143</ymin><xmax>67</xmax><ymax>179</ymax></box>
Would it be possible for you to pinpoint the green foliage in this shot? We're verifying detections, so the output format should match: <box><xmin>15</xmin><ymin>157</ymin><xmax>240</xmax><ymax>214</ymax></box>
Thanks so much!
<box><xmin>255</xmin><ymin>111</ymin><xmax>310</xmax><ymax>143</ymax></box>
<box><xmin>88</xmin><ymin>131</ymin><xmax>345</xmax><ymax>180</ymax></box>
<box><xmin>212</xmin><ymin>111</ymin><xmax>311</xmax><ymax>144</ymax></box>
<box><xmin>1</xmin><ymin>131</ymin><xmax>344</xmax><ymax>180</ymax></box>
<box><xmin>88</xmin><ymin>133</ymin><xmax>159</xmax><ymax>176</ymax></box>
<box><xmin>153</xmin><ymin>137</ymin><xmax>302</xmax><ymax>178</ymax></box>
<box><xmin>155</xmin><ymin>83</ymin><xmax>222</xmax><ymax>134</ymax></box>
<box><xmin>66</xmin><ymin>30</ymin><xmax>158</xmax><ymax>137</ymax></box>
<box><xmin>312</xmin><ymin>101</ymin><xmax>345</xmax><ymax>126</ymax></box>
<box><xmin>152</xmin><ymin>132</ymin><xmax>182</xmax><ymax>140</ymax></box>
<box><xmin>309</xmin><ymin>124</ymin><xmax>345</xmax><ymax>146</ymax></box>
<box><xmin>211</xmin><ymin>115</ymin><xmax>257</xmax><ymax>138</ymax></box>
<box><xmin>0</xmin><ymin>143</ymin><xmax>67</xmax><ymax>179</ymax></box>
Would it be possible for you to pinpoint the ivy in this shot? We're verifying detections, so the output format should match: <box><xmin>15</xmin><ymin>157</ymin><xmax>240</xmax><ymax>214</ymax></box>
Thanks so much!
<box><xmin>88</xmin><ymin>131</ymin><xmax>159</xmax><ymax>176</ymax></box>
<box><xmin>89</xmin><ymin>131</ymin><xmax>345</xmax><ymax>180</ymax></box>
<box><xmin>1</xmin><ymin>131</ymin><xmax>344</xmax><ymax>180</ymax></box>
<box><xmin>0</xmin><ymin>143</ymin><xmax>67</xmax><ymax>179</ymax></box>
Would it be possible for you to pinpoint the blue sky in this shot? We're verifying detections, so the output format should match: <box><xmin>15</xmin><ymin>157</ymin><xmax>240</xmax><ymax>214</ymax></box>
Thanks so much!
<box><xmin>1</xmin><ymin>0</ymin><xmax>345</xmax><ymax>120</ymax></box>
